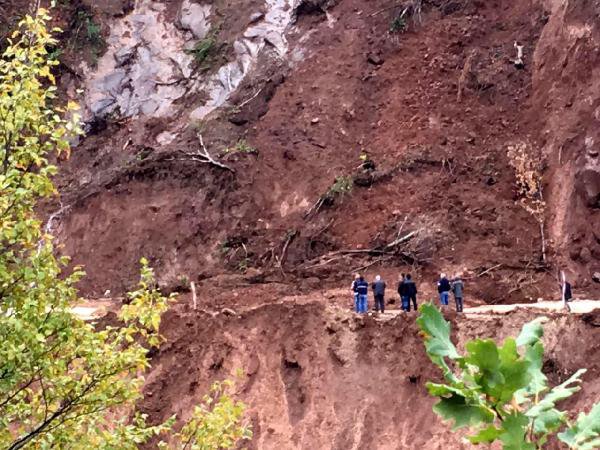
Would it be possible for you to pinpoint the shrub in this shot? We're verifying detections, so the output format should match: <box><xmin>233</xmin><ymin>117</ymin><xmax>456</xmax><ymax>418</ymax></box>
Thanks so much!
<box><xmin>326</xmin><ymin>175</ymin><xmax>353</xmax><ymax>198</ymax></box>
<box><xmin>188</xmin><ymin>34</ymin><xmax>217</xmax><ymax>65</ymax></box>
<box><xmin>223</xmin><ymin>139</ymin><xmax>258</xmax><ymax>156</ymax></box>
<box><xmin>70</xmin><ymin>9</ymin><xmax>105</xmax><ymax>65</ymax></box>
<box><xmin>389</xmin><ymin>14</ymin><xmax>407</xmax><ymax>33</ymax></box>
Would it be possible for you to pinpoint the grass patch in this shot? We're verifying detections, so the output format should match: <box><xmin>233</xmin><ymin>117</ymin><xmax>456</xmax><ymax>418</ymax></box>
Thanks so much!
<box><xmin>70</xmin><ymin>9</ymin><xmax>106</xmax><ymax>67</ymax></box>
<box><xmin>188</xmin><ymin>35</ymin><xmax>216</xmax><ymax>65</ymax></box>
<box><xmin>222</xmin><ymin>140</ymin><xmax>258</xmax><ymax>156</ymax></box>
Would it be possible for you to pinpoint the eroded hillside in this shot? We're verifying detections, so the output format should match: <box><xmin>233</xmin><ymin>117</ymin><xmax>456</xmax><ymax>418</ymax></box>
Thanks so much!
<box><xmin>2</xmin><ymin>0</ymin><xmax>600</xmax><ymax>448</ymax></box>
<box><xmin>1</xmin><ymin>0</ymin><xmax>595</xmax><ymax>303</ymax></box>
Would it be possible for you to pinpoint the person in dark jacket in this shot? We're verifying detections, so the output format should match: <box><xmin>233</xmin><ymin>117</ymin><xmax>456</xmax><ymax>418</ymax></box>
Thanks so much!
<box><xmin>560</xmin><ymin>273</ymin><xmax>572</xmax><ymax>312</ymax></box>
<box><xmin>437</xmin><ymin>273</ymin><xmax>451</xmax><ymax>306</ymax></box>
<box><xmin>451</xmin><ymin>274</ymin><xmax>464</xmax><ymax>312</ymax></box>
<box><xmin>397</xmin><ymin>274</ymin><xmax>408</xmax><ymax>311</ymax></box>
<box><xmin>404</xmin><ymin>274</ymin><xmax>418</xmax><ymax>311</ymax></box>
<box><xmin>354</xmin><ymin>274</ymin><xmax>369</xmax><ymax>314</ymax></box>
<box><xmin>371</xmin><ymin>275</ymin><xmax>386</xmax><ymax>313</ymax></box>
<box><xmin>563</xmin><ymin>280</ymin><xmax>572</xmax><ymax>302</ymax></box>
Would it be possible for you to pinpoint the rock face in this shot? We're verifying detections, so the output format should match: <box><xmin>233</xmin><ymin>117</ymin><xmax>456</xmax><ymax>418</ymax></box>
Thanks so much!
<box><xmin>189</xmin><ymin>0</ymin><xmax>296</xmax><ymax>120</ymax></box>
<box><xmin>83</xmin><ymin>0</ymin><xmax>298</xmax><ymax>122</ymax></box>
<box><xmin>178</xmin><ymin>0</ymin><xmax>211</xmax><ymax>39</ymax></box>
<box><xmin>84</xmin><ymin>0</ymin><xmax>193</xmax><ymax>119</ymax></box>
<box><xmin>533</xmin><ymin>0</ymin><xmax>600</xmax><ymax>281</ymax></box>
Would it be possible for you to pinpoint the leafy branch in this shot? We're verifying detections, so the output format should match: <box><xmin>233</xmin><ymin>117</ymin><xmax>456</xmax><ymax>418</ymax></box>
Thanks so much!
<box><xmin>417</xmin><ymin>304</ymin><xmax>599</xmax><ymax>449</ymax></box>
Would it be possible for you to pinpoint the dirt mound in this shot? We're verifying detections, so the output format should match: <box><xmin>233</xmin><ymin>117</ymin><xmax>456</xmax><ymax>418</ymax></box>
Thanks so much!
<box><xmin>139</xmin><ymin>301</ymin><xmax>600</xmax><ymax>449</ymax></box>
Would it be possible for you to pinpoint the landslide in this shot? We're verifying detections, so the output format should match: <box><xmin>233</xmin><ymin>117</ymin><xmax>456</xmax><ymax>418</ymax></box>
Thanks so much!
<box><xmin>2</xmin><ymin>1</ymin><xmax>600</xmax><ymax>448</ymax></box>
<box><xmin>139</xmin><ymin>301</ymin><xmax>600</xmax><ymax>449</ymax></box>
<box><xmin>20</xmin><ymin>0</ymin><xmax>597</xmax><ymax>303</ymax></box>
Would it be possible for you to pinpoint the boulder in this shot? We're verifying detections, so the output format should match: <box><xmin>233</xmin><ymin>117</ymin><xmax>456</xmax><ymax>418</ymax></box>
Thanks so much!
<box><xmin>179</xmin><ymin>0</ymin><xmax>211</xmax><ymax>39</ymax></box>
<box><xmin>576</xmin><ymin>167</ymin><xmax>600</xmax><ymax>208</ymax></box>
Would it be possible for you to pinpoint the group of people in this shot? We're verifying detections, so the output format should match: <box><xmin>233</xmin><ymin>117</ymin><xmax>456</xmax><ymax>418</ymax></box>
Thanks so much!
<box><xmin>350</xmin><ymin>272</ymin><xmax>466</xmax><ymax>314</ymax></box>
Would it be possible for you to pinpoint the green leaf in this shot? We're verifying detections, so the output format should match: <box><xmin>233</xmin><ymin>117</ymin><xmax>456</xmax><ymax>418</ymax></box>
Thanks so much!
<box><xmin>499</xmin><ymin>413</ymin><xmax>536</xmax><ymax>450</ymax></box>
<box><xmin>515</xmin><ymin>341</ymin><xmax>547</xmax><ymax>404</ymax></box>
<box><xmin>526</xmin><ymin>369</ymin><xmax>586</xmax><ymax>419</ymax></box>
<box><xmin>496</xmin><ymin>338</ymin><xmax>531</xmax><ymax>403</ymax></box>
<box><xmin>417</xmin><ymin>304</ymin><xmax>460</xmax><ymax>359</ymax></box>
<box><xmin>432</xmin><ymin>393</ymin><xmax>495</xmax><ymax>430</ymax></box>
<box><xmin>558</xmin><ymin>402</ymin><xmax>600</xmax><ymax>450</ymax></box>
<box><xmin>464</xmin><ymin>338</ymin><xmax>530</xmax><ymax>404</ymax></box>
<box><xmin>516</xmin><ymin>318</ymin><xmax>545</xmax><ymax>347</ymax></box>
<box><xmin>417</xmin><ymin>304</ymin><xmax>460</xmax><ymax>380</ymax></box>
<box><xmin>426</xmin><ymin>382</ymin><xmax>470</xmax><ymax>399</ymax></box>
<box><xmin>533</xmin><ymin>408</ymin><xmax>565</xmax><ymax>435</ymax></box>
<box><xmin>468</xmin><ymin>425</ymin><xmax>502</xmax><ymax>444</ymax></box>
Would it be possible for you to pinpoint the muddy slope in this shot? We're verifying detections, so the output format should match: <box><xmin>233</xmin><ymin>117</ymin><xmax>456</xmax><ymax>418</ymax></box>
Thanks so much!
<box><xmin>140</xmin><ymin>303</ymin><xmax>600</xmax><ymax>449</ymax></box>
<box><xmin>33</xmin><ymin>0</ymin><xmax>597</xmax><ymax>303</ymax></box>
<box><xmin>532</xmin><ymin>0</ymin><xmax>600</xmax><ymax>289</ymax></box>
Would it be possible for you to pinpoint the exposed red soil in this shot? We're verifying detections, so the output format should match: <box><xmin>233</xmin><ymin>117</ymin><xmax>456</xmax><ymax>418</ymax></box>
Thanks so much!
<box><xmin>2</xmin><ymin>0</ymin><xmax>600</xmax><ymax>448</ymax></box>
<box><xmin>46</xmin><ymin>0</ymin><xmax>600</xmax><ymax>304</ymax></box>
<box><xmin>139</xmin><ymin>300</ymin><xmax>600</xmax><ymax>449</ymax></box>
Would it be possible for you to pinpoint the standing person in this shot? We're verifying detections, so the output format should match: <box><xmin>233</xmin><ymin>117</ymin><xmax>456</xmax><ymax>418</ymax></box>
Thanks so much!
<box><xmin>404</xmin><ymin>274</ymin><xmax>418</xmax><ymax>312</ymax></box>
<box><xmin>437</xmin><ymin>273</ymin><xmax>451</xmax><ymax>306</ymax></box>
<box><xmin>355</xmin><ymin>274</ymin><xmax>369</xmax><ymax>314</ymax></box>
<box><xmin>351</xmin><ymin>273</ymin><xmax>360</xmax><ymax>313</ymax></box>
<box><xmin>560</xmin><ymin>271</ymin><xmax>572</xmax><ymax>313</ymax></box>
<box><xmin>371</xmin><ymin>275</ymin><xmax>386</xmax><ymax>313</ymax></box>
<box><xmin>451</xmin><ymin>274</ymin><xmax>464</xmax><ymax>313</ymax></box>
<box><xmin>397</xmin><ymin>274</ymin><xmax>408</xmax><ymax>311</ymax></box>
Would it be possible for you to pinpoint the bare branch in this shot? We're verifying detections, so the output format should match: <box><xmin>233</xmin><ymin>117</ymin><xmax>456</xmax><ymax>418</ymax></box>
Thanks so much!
<box><xmin>181</xmin><ymin>133</ymin><xmax>235</xmax><ymax>172</ymax></box>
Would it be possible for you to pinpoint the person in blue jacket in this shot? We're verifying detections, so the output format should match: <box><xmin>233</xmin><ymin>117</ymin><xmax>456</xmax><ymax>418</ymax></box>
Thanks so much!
<box><xmin>353</xmin><ymin>274</ymin><xmax>369</xmax><ymax>314</ymax></box>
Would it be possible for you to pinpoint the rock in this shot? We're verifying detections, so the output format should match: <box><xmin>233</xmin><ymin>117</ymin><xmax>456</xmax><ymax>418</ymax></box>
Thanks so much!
<box><xmin>244</xmin><ymin>268</ymin><xmax>265</xmax><ymax>283</ymax></box>
<box><xmin>367</xmin><ymin>53</ymin><xmax>384</xmax><ymax>66</ymax></box>
<box><xmin>229</xmin><ymin>115</ymin><xmax>249</xmax><ymax>126</ymax></box>
<box><xmin>304</xmin><ymin>277</ymin><xmax>321</xmax><ymax>289</ymax></box>
<box><xmin>592</xmin><ymin>272</ymin><xmax>600</xmax><ymax>283</ymax></box>
<box><xmin>569</xmin><ymin>246</ymin><xmax>581</xmax><ymax>261</ymax></box>
<box><xmin>575</xmin><ymin>168</ymin><xmax>600</xmax><ymax>208</ymax></box>
<box><xmin>249</xmin><ymin>12</ymin><xmax>264</xmax><ymax>23</ymax></box>
<box><xmin>90</xmin><ymin>98</ymin><xmax>117</xmax><ymax>116</ymax></box>
<box><xmin>179</xmin><ymin>0</ymin><xmax>211</xmax><ymax>39</ymax></box>
<box><xmin>114</xmin><ymin>45</ymin><xmax>136</xmax><ymax>66</ymax></box>
<box><xmin>221</xmin><ymin>307</ymin><xmax>238</xmax><ymax>316</ymax></box>
<box><xmin>99</xmin><ymin>69</ymin><xmax>128</xmax><ymax>95</ymax></box>
<box><xmin>311</xmin><ymin>117</ymin><xmax>320</xmax><ymax>124</ymax></box>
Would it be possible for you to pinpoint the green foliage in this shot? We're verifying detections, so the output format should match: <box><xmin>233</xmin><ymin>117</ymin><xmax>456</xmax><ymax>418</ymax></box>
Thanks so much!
<box><xmin>306</xmin><ymin>175</ymin><xmax>354</xmax><ymax>217</ymax></box>
<box><xmin>223</xmin><ymin>139</ymin><xmax>258</xmax><ymax>156</ymax></box>
<box><xmin>187</xmin><ymin>34</ymin><xmax>217</xmax><ymax>65</ymax></box>
<box><xmin>417</xmin><ymin>304</ymin><xmax>600</xmax><ymax>449</ymax></box>
<box><xmin>327</xmin><ymin>175</ymin><xmax>353</xmax><ymax>198</ymax></box>
<box><xmin>167</xmin><ymin>380</ymin><xmax>252</xmax><ymax>450</ymax></box>
<box><xmin>70</xmin><ymin>9</ymin><xmax>105</xmax><ymax>66</ymax></box>
<box><xmin>558</xmin><ymin>403</ymin><xmax>600</xmax><ymax>450</ymax></box>
<box><xmin>0</xmin><ymin>11</ymin><xmax>249</xmax><ymax>449</ymax></box>
<box><xmin>389</xmin><ymin>14</ymin><xmax>407</xmax><ymax>34</ymax></box>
